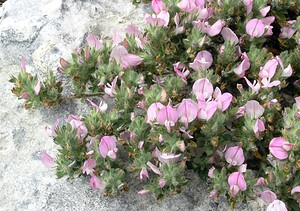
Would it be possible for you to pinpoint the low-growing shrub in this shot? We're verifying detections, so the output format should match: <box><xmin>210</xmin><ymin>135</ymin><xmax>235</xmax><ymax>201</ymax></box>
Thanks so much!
<box><xmin>10</xmin><ymin>0</ymin><xmax>300</xmax><ymax>210</ymax></box>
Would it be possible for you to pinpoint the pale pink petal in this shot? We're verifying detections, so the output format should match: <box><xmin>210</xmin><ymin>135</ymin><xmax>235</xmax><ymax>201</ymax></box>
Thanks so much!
<box><xmin>217</xmin><ymin>93</ymin><xmax>233</xmax><ymax>111</ymax></box>
<box><xmin>192</xmin><ymin>78</ymin><xmax>214</xmax><ymax>99</ymax></box>
<box><xmin>266</xmin><ymin>200</ymin><xmax>287</xmax><ymax>211</ymax></box>
<box><xmin>147</xmin><ymin>102</ymin><xmax>164</xmax><ymax>123</ymax></box>
<box><xmin>225</xmin><ymin>146</ymin><xmax>245</xmax><ymax>166</ymax></box>
<box><xmin>177</xmin><ymin>0</ymin><xmax>197</xmax><ymax>12</ymax></box>
<box><xmin>138</xmin><ymin>189</ymin><xmax>150</xmax><ymax>195</ymax></box>
<box><xmin>205</xmin><ymin>101</ymin><xmax>218</xmax><ymax>120</ymax></box>
<box><xmin>246</xmin><ymin>19</ymin><xmax>265</xmax><ymax>39</ymax></box>
<box><xmin>159</xmin><ymin>178</ymin><xmax>166</xmax><ymax>188</ymax></box>
<box><xmin>140</xmin><ymin>167</ymin><xmax>149</xmax><ymax>180</ymax></box>
<box><xmin>260</xmin><ymin>6</ymin><xmax>270</xmax><ymax>17</ymax></box>
<box><xmin>86</xmin><ymin>34</ymin><xmax>103</xmax><ymax>50</ymax></box>
<box><xmin>243</xmin><ymin>0</ymin><xmax>253</xmax><ymax>14</ymax></box>
<box><xmin>125</xmin><ymin>24</ymin><xmax>143</xmax><ymax>38</ymax></box>
<box><xmin>40</xmin><ymin>151</ymin><xmax>55</xmax><ymax>168</ymax></box>
<box><xmin>151</xmin><ymin>0</ymin><xmax>166</xmax><ymax>14</ymax></box>
<box><xmin>177</xmin><ymin>99</ymin><xmax>198</xmax><ymax>127</ymax></box>
<box><xmin>282</xmin><ymin>64</ymin><xmax>293</xmax><ymax>77</ymax></box>
<box><xmin>291</xmin><ymin>186</ymin><xmax>300</xmax><ymax>195</ymax></box>
<box><xmin>21</xmin><ymin>55</ymin><xmax>26</xmax><ymax>71</ymax></box>
<box><xmin>110</xmin><ymin>46</ymin><xmax>128</xmax><ymax>64</ymax></box>
<box><xmin>90</xmin><ymin>175</ymin><xmax>105</xmax><ymax>190</ymax></box>
<box><xmin>206</xmin><ymin>20</ymin><xmax>225</xmax><ymax>37</ymax></box>
<box><xmin>259</xmin><ymin>59</ymin><xmax>278</xmax><ymax>79</ymax></box>
<box><xmin>269</xmin><ymin>137</ymin><xmax>289</xmax><ymax>160</ymax></box>
<box><xmin>221</xmin><ymin>27</ymin><xmax>239</xmax><ymax>45</ymax></box>
<box><xmin>295</xmin><ymin>96</ymin><xmax>300</xmax><ymax>109</ymax></box>
<box><xmin>34</xmin><ymin>80</ymin><xmax>41</xmax><ymax>95</ymax></box>
<box><xmin>112</xmin><ymin>30</ymin><xmax>124</xmax><ymax>47</ymax></box>
<box><xmin>279</xmin><ymin>26</ymin><xmax>297</xmax><ymax>39</ymax></box>
<box><xmin>261</xmin><ymin>190</ymin><xmax>277</xmax><ymax>203</ymax></box>
<box><xmin>208</xmin><ymin>166</ymin><xmax>215</xmax><ymax>178</ymax></box>
<box><xmin>121</xmin><ymin>54</ymin><xmax>143</xmax><ymax>68</ymax></box>
<box><xmin>244</xmin><ymin>100</ymin><xmax>264</xmax><ymax>119</ymax></box>
<box><xmin>147</xmin><ymin>161</ymin><xmax>162</xmax><ymax>175</ymax></box>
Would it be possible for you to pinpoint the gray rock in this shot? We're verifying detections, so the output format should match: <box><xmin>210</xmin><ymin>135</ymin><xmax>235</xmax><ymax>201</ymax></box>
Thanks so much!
<box><xmin>0</xmin><ymin>0</ymin><xmax>266</xmax><ymax>210</ymax></box>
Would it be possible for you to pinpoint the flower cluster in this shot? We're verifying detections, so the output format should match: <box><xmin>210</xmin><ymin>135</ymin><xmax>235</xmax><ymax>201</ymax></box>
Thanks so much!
<box><xmin>11</xmin><ymin>0</ymin><xmax>300</xmax><ymax>209</ymax></box>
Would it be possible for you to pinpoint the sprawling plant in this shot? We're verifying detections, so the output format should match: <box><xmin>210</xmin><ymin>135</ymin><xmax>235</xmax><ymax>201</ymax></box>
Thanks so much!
<box><xmin>10</xmin><ymin>0</ymin><xmax>300</xmax><ymax>210</ymax></box>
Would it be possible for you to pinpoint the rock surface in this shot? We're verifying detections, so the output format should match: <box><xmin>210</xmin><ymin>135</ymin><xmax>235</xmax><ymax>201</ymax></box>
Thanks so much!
<box><xmin>0</xmin><ymin>0</ymin><xmax>266</xmax><ymax>210</ymax></box>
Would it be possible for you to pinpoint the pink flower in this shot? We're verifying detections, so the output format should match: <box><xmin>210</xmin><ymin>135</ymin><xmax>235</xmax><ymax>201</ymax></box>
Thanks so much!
<box><xmin>228</xmin><ymin>172</ymin><xmax>247</xmax><ymax>195</ymax></box>
<box><xmin>254</xmin><ymin>177</ymin><xmax>265</xmax><ymax>186</ymax></box>
<box><xmin>140</xmin><ymin>167</ymin><xmax>149</xmax><ymax>180</ymax></box>
<box><xmin>173</xmin><ymin>62</ymin><xmax>189</xmax><ymax>82</ymax></box>
<box><xmin>246</xmin><ymin>19</ymin><xmax>265</xmax><ymax>39</ymax></box>
<box><xmin>177</xmin><ymin>0</ymin><xmax>197</xmax><ymax>12</ymax></box>
<box><xmin>90</xmin><ymin>175</ymin><xmax>105</xmax><ymax>190</ymax></box>
<box><xmin>244</xmin><ymin>77</ymin><xmax>261</xmax><ymax>94</ymax></box>
<box><xmin>110</xmin><ymin>46</ymin><xmax>142</xmax><ymax>69</ymax></box>
<box><xmin>145</xmin><ymin>10</ymin><xmax>170</xmax><ymax>27</ymax></box>
<box><xmin>34</xmin><ymin>80</ymin><xmax>41</xmax><ymax>95</ymax></box>
<box><xmin>86</xmin><ymin>34</ymin><xmax>103</xmax><ymax>50</ymax></box>
<box><xmin>266</xmin><ymin>200</ymin><xmax>287</xmax><ymax>211</ymax></box>
<box><xmin>21</xmin><ymin>55</ymin><xmax>26</xmax><ymax>71</ymax></box>
<box><xmin>275</xmin><ymin>56</ymin><xmax>293</xmax><ymax>77</ymax></box>
<box><xmin>213</xmin><ymin>89</ymin><xmax>233</xmax><ymax>112</ymax></box>
<box><xmin>125</xmin><ymin>24</ymin><xmax>143</xmax><ymax>38</ymax></box>
<box><xmin>104</xmin><ymin>76</ymin><xmax>118</xmax><ymax>97</ymax></box>
<box><xmin>189</xmin><ymin>50</ymin><xmax>213</xmax><ymax>71</ymax></box>
<box><xmin>138</xmin><ymin>141</ymin><xmax>144</xmax><ymax>150</ymax></box>
<box><xmin>253</xmin><ymin>119</ymin><xmax>265</xmax><ymax>137</ymax></box>
<box><xmin>209</xmin><ymin>190</ymin><xmax>218</xmax><ymax>199</ymax></box>
<box><xmin>268</xmin><ymin>99</ymin><xmax>278</xmax><ymax>108</ymax></box>
<box><xmin>192</xmin><ymin>78</ymin><xmax>214</xmax><ymax>99</ymax></box>
<box><xmin>261</xmin><ymin>190</ymin><xmax>277</xmax><ymax>203</ymax></box>
<box><xmin>177</xmin><ymin>99</ymin><xmax>198</xmax><ymax>127</ymax></box>
<box><xmin>197</xmin><ymin>101</ymin><xmax>218</xmax><ymax>121</ymax></box>
<box><xmin>86</xmin><ymin>99</ymin><xmax>108</xmax><ymax>112</ymax></box>
<box><xmin>269</xmin><ymin>137</ymin><xmax>293</xmax><ymax>160</ymax></box>
<box><xmin>112</xmin><ymin>30</ymin><xmax>125</xmax><ymax>47</ymax></box>
<box><xmin>208</xmin><ymin>166</ymin><xmax>215</xmax><ymax>178</ymax></box>
<box><xmin>151</xmin><ymin>0</ymin><xmax>166</xmax><ymax>14</ymax></box>
<box><xmin>152</xmin><ymin>148</ymin><xmax>181</xmax><ymax>164</ymax></box>
<box><xmin>291</xmin><ymin>186</ymin><xmax>300</xmax><ymax>195</ymax></box>
<box><xmin>159</xmin><ymin>178</ymin><xmax>166</xmax><ymax>188</ymax></box>
<box><xmin>138</xmin><ymin>189</ymin><xmax>150</xmax><ymax>195</ymax></box>
<box><xmin>224</xmin><ymin>146</ymin><xmax>245</xmax><ymax>167</ymax></box>
<box><xmin>234</xmin><ymin>53</ymin><xmax>250</xmax><ymax>77</ymax></box>
<box><xmin>244</xmin><ymin>100</ymin><xmax>264</xmax><ymax>119</ymax></box>
<box><xmin>40</xmin><ymin>151</ymin><xmax>55</xmax><ymax>168</ymax></box>
<box><xmin>206</xmin><ymin>20</ymin><xmax>225</xmax><ymax>37</ymax></box>
<box><xmin>99</xmin><ymin>136</ymin><xmax>118</xmax><ymax>159</ymax></box>
<box><xmin>146</xmin><ymin>102</ymin><xmax>164</xmax><ymax>123</ymax></box>
<box><xmin>147</xmin><ymin>161</ymin><xmax>162</xmax><ymax>175</ymax></box>
<box><xmin>83</xmin><ymin>158</ymin><xmax>96</xmax><ymax>175</ymax></box>
<box><xmin>243</xmin><ymin>0</ymin><xmax>254</xmax><ymax>14</ymax></box>
<box><xmin>45</xmin><ymin>119</ymin><xmax>60</xmax><ymax>138</ymax></box>
<box><xmin>259</xmin><ymin>59</ymin><xmax>278</xmax><ymax>79</ymax></box>
<box><xmin>66</xmin><ymin>114</ymin><xmax>88</xmax><ymax>140</ymax></box>
<box><xmin>279</xmin><ymin>26</ymin><xmax>296</xmax><ymax>39</ymax></box>
<box><xmin>260</xmin><ymin>6</ymin><xmax>270</xmax><ymax>17</ymax></box>
<box><xmin>198</xmin><ymin>7</ymin><xmax>213</xmax><ymax>20</ymax></box>
<box><xmin>174</xmin><ymin>13</ymin><xmax>185</xmax><ymax>34</ymax></box>
<box><xmin>157</xmin><ymin>100</ymin><xmax>178</xmax><ymax>132</ymax></box>
<box><xmin>221</xmin><ymin>27</ymin><xmax>239</xmax><ymax>45</ymax></box>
